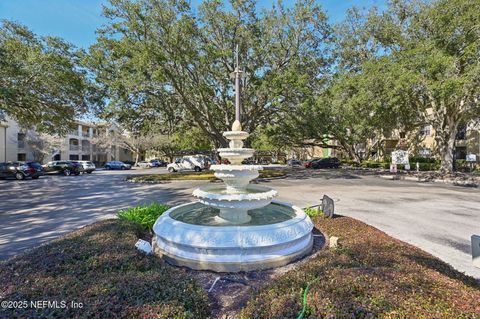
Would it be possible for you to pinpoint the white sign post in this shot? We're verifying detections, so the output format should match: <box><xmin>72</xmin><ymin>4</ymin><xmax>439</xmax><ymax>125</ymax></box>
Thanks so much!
<box><xmin>391</xmin><ymin>150</ymin><xmax>409</xmax><ymax>178</ymax></box>
<box><xmin>466</xmin><ymin>154</ymin><xmax>477</xmax><ymax>172</ymax></box>
<box><xmin>391</xmin><ymin>150</ymin><xmax>409</xmax><ymax>165</ymax></box>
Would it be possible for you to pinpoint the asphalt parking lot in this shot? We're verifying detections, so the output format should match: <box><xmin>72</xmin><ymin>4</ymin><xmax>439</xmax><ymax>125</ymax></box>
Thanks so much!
<box><xmin>0</xmin><ymin>167</ymin><xmax>479</xmax><ymax>279</ymax></box>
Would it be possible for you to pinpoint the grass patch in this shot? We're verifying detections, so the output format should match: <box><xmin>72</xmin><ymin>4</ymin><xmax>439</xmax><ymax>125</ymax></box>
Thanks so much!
<box><xmin>0</xmin><ymin>220</ymin><xmax>210</xmax><ymax>318</ymax></box>
<box><xmin>118</xmin><ymin>203</ymin><xmax>169</xmax><ymax>231</ymax></box>
<box><xmin>240</xmin><ymin>216</ymin><xmax>480</xmax><ymax>318</ymax></box>
<box><xmin>127</xmin><ymin>169</ymin><xmax>287</xmax><ymax>183</ymax></box>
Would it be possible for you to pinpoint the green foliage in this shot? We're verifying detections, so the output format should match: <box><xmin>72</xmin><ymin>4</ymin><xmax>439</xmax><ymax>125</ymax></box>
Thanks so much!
<box><xmin>86</xmin><ymin>0</ymin><xmax>332</xmax><ymax>147</ymax></box>
<box><xmin>118</xmin><ymin>203</ymin><xmax>169</xmax><ymax>231</ymax></box>
<box><xmin>0</xmin><ymin>20</ymin><xmax>99</xmax><ymax>134</ymax></box>
<box><xmin>304</xmin><ymin>207</ymin><xmax>324</xmax><ymax>218</ymax></box>
<box><xmin>273</xmin><ymin>0</ymin><xmax>480</xmax><ymax>171</ymax></box>
<box><xmin>360</xmin><ymin>161</ymin><xmax>390</xmax><ymax>169</ymax></box>
<box><xmin>172</xmin><ymin>126</ymin><xmax>213</xmax><ymax>151</ymax></box>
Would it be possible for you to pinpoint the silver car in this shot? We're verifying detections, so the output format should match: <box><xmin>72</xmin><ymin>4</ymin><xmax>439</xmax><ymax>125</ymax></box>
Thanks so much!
<box><xmin>78</xmin><ymin>161</ymin><xmax>96</xmax><ymax>174</ymax></box>
<box><xmin>137</xmin><ymin>161</ymin><xmax>152</xmax><ymax>169</ymax></box>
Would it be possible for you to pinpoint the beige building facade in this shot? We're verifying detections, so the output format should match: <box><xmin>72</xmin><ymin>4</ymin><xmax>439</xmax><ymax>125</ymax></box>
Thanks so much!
<box><xmin>379</xmin><ymin>121</ymin><xmax>480</xmax><ymax>161</ymax></box>
<box><xmin>0</xmin><ymin>116</ymin><xmax>133</xmax><ymax>165</ymax></box>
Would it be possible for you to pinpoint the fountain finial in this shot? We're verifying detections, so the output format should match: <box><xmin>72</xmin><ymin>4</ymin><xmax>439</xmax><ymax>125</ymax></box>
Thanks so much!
<box><xmin>233</xmin><ymin>44</ymin><xmax>242</xmax><ymax>130</ymax></box>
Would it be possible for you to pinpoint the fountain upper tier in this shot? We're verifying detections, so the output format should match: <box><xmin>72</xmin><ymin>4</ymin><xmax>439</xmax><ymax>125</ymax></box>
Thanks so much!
<box><xmin>193</xmin><ymin>121</ymin><xmax>277</xmax><ymax>224</ymax></box>
<box><xmin>216</xmin><ymin>122</ymin><xmax>253</xmax><ymax>163</ymax></box>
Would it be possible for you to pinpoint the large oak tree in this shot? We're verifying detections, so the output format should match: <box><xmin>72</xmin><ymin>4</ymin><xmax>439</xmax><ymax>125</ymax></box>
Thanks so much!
<box><xmin>87</xmin><ymin>0</ymin><xmax>331</xmax><ymax>147</ymax></box>
<box><xmin>0</xmin><ymin>21</ymin><xmax>98</xmax><ymax>133</ymax></box>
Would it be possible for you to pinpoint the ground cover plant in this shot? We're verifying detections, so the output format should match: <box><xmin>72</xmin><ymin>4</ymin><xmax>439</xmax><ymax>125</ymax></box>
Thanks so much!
<box><xmin>0</xmin><ymin>220</ymin><xmax>209</xmax><ymax>319</ymax></box>
<box><xmin>126</xmin><ymin>169</ymin><xmax>287</xmax><ymax>183</ymax></box>
<box><xmin>118</xmin><ymin>203</ymin><xmax>170</xmax><ymax>231</ymax></box>
<box><xmin>240</xmin><ymin>217</ymin><xmax>480</xmax><ymax>318</ymax></box>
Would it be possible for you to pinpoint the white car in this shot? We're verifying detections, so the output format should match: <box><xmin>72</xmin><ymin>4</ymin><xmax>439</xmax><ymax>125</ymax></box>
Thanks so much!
<box><xmin>137</xmin><ymin>161</ymin><xmax>153</xmax><ymax>168</ymax></box>
<box><xmin>77</xmin><ymin>160</ymin><xmax>96</xmax><ymax>174</ymax></box>
<box><xmin>167</xmin><ymin>156</ymin><xmax>210</xmax><ymax>173</ymax></box>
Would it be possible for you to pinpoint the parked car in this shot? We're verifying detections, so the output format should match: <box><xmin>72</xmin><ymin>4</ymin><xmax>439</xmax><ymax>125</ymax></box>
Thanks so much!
<box><xmin>137</xmin><ymin>161</ymin><xmax>152</xmax><ymax>168</ymax></box>
<box><xmin>150</xmin><ymin>159</ymin><xmax>167</xmax><ymax>167</ymax></box>
<box><xmin>77</xmin><ymin>161</ymin><xmax>96</xmax><ymax>174</ymax></box>
<box><xmin>0</xmin><ymin>161</ymin><xmax>44</xmax><ymax>180</ymax></box>
<box><xmin>311</xmin><ymin>157</ymin><xmax>341</xmax><ymax>169</ymax></box>
<box><xmin>104</xmin><ymin>161</ymin><xmax>131</xmax><ymax>170</ymax></box>
<box><xmin>241</xmin><ymin>159</ymin><xmax>257</xmax><ymax>165</ymax></box>
<box><xmin>167</xmin><ymin>156</ymin><xmax>210</xmax><ymax>173</ymax></box>
<box><xmin>44</xmin><ymin>161</ymin><xmax>83</xmax><ymax>176</ymax></box>
<box><xmin>304</xmin><ymin>158</ymin><xmax>321</xmax><ymax>168</ymax></box>
<box><xmin>287</xmin><ymin>159</ymin><xmax>302</xmax><ymax>166</ymax></box>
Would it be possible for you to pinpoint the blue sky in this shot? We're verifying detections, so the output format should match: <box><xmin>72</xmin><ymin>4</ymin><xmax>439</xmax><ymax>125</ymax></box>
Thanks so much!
<box><xmin>0</xmin><ymin>0</ymin><xmax>386</xmax><ymax>49</ymax></box>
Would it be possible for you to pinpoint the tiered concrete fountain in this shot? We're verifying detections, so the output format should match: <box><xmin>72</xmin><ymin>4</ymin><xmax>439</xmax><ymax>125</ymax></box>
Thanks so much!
<box><xmin>152</xmin><ymin>51</ymin><xmax>313</xmax><ymax>272</ymax></box>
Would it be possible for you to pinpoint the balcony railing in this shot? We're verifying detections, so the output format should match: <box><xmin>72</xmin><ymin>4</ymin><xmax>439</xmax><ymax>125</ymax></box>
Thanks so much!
<box><xmin>69</xmin><ymin>145</ymin><xmax>80</xmax><ymax>151</ymax></box>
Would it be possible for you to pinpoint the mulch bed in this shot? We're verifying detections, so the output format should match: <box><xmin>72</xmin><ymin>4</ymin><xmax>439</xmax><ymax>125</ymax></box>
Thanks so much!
<box><xmin>1</xmin><ymin>216</ymin><xmax>479</xmax><ymax>318</ymax></box>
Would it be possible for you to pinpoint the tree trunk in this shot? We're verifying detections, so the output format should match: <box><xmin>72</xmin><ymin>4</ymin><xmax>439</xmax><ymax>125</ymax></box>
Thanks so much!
<box><xmin>439</xmin><ymin>131</ymin><xmax>456</xmax><ymax>173</ymax></box>
<box><xmin>438</xmin><ymin>115</ymin><xmax>459</xmax><ymax>173</ymax></box>
<box><xmin>135</xmin><ymin>151</ymin><xmax>140</xmax><ymax>165</ymax></box>
<box><xmin>338</xmin><ymin>138</ymin><xmax>361</xmax><ymax>163</ymax></box>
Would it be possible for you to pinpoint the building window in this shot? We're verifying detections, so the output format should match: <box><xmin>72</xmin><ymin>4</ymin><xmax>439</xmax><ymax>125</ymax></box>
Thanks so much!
<box><xmin>17</xmin><ymin>133</ymin><xmax>26</xmax><ymax>149</ymax></box>
<box><xmin>456</xmin><ymin>124</ymin><xmax>467</xmax><ymax>140</ymax></box>
<box><xmin>69</xmin><ymin>154</ymin><xmax>79</xmax><ymax>160</ymax></box>
<box><xmin>420</xmin><ymin>125</ymin><xmax>431</xmax><ymax>136</ymax></box>
<box><xmin>399</xmin><ymin>132</ymin><xmax>406</xmax><ymax>139</ymax></box>
<box><xmin>17</xmin><ymin>153</ymin><xmax>26</xmax><ymax>161</ymax></box>
<box><xmin>69</xmin><ymin>138</ymin><xmax>79</xmax><ymax>151</ymax></box>
<box><xmin>53</xmin><ymin>154</ymin><xmax>61</xmax><ymax>161</ymax></box>
<box><xmin>81</xmin><ymin>155</ymin><xmax>90</xmax><ymax>160</ymax></box>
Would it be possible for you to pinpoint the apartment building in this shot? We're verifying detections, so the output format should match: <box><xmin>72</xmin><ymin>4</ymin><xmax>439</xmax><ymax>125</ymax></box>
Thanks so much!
<box><xmin>0</xmin><ymin>116</ymin><xmax>133</xmax><ymax>165</ymax></box>
<box><xmin>377</xmin><ymin>121</ymin><xmax>480</xmax><ymax>160</ymax></box>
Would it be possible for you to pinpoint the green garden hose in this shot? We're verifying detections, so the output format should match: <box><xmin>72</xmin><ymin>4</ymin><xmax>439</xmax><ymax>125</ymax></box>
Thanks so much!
<box><xmin>296</xmin><ymin>278</ymin><xmax>320</xmax><ymax>319</ymax></box>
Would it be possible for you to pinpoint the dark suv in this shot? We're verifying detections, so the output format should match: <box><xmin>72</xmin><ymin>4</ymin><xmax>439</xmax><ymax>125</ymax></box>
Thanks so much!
<box><xmin>0</xmin><ymin>162</ymin><xmax>44</xmax><ymax>180</ymax></box>
<box><xmin>311</xmin><ymin>157</ymin><xmax>341</xmax><ymax>169</ymax></box>
<box><xmin>43</xmin><ymin>161</ymin><xmax>83</xmax><ymax>176</ymax></box>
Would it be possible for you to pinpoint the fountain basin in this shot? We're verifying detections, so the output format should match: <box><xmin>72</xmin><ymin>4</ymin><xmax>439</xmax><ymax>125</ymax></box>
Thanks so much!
<box><xmin>152</xmin><ymin>200</ymin><xmax>314</xmax><ymax>272</ymax></box>
<box><xmin>217</xmin><ymin>148</ymin><xmax>255</xmax><ymax>164</ymax></box>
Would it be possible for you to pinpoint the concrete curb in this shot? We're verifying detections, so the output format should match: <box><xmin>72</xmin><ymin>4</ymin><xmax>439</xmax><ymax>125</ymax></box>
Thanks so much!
<box><xmin>378</xmin><ymin>174</ymin><xmax>478</xmax><ymax>187</ymax></box>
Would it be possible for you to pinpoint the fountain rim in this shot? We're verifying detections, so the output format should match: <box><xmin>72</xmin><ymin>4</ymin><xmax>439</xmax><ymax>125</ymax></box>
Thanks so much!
<box><xmin>192</xmin><ymin>184</ymin><xmax>277</xmax><ymax>201</ymax></box>
<box><xmin>210</xmin><ymin>164</ymin><xmax>263</xmax><ymax>171</ymax></box>
<box><xmin>153</xmin><ymin>200</ymin><xmax>310</xmax><ymax>231</ymax></box>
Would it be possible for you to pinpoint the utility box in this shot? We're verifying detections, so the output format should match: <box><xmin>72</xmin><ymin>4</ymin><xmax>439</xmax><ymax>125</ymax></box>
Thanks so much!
<box><xmin>472</xmin><ymin>235</ymin><xmax>480</xmax><ymax>268</ymax></box>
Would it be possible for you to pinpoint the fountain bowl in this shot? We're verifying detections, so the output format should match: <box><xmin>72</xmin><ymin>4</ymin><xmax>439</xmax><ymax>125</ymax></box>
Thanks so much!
<box><xmin>152</xmin><ymin>200</ymin><xmax>314</xmax><ymax>272</ymax></box>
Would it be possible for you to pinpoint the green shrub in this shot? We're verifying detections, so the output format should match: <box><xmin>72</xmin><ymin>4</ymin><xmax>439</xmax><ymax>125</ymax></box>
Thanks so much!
<box><xmin>118</xmin><ymin>203</ymin><xmax>170</xmax><ymax>231</ymax></box>
<box><xmin>304</xmin><ymin>207</ymin><xmax>324</xmax><ymax>218</ymax></box>
<box><xmin>409</xmin><ymin>156</ymin><xmax>437</xmax><ymax>163</ymax></box>
<box><xmin>360</xmin><ymin>161</ymin><xmax>389</xmax><ymax>169</ymax></box>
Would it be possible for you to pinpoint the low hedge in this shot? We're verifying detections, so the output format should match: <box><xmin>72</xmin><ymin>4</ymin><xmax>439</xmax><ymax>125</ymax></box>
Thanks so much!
<box><xmin>358</xmin><ymin>160</ymin><xmax>442</xmax><ymax>171</ymax></box>
<box><xmin>126</xmin><ymin>169</ymin><xmax>287</xmax><ymax>183</ymax></box>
